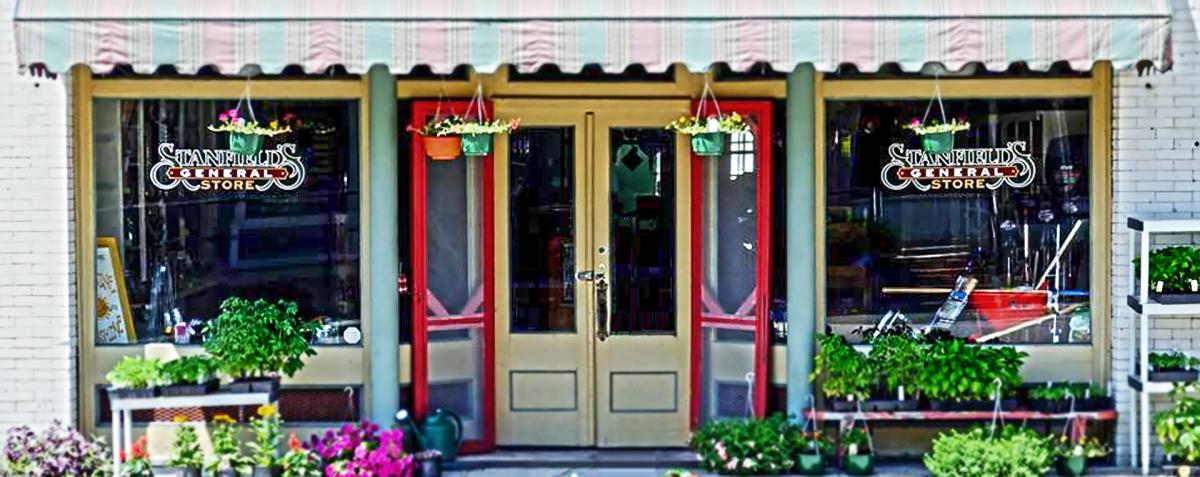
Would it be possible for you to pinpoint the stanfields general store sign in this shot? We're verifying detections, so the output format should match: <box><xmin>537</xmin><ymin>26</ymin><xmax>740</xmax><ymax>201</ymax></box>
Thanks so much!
<box><xmin>150</xmin><ymin>143</ymin><xmax>306</xmax><ymax>192</ymax></box>
<box><xmin>880</xmin><ymin>140</ymin><xmax>1037</xmax><ymax>192</ymax></box>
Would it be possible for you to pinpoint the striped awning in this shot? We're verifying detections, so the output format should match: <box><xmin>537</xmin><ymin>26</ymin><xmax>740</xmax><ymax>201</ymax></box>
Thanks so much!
<box><xmin>14</xmin><ymin>0</ymin><xmax>1173</xmax><ymax>75</ymax></box>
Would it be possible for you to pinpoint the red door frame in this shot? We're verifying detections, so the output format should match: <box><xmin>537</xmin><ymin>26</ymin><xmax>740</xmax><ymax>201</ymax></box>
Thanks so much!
<box><xmin>689</xmin><ymin>100</ymin><xmax>773</xmax><ymax>429</ymax></box>
<box><xmin>410</xmin><ymin>100</ymin><xmax>496</xmax><ymax>454</ymax></box>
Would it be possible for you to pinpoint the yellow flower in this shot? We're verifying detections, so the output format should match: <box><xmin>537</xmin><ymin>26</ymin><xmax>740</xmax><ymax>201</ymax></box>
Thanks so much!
<box><xmin>269</xmin><ymin>120</ymin><xmax>279</xmax><ymax>130</ymax></box>
<box><xmin>256</xmin><ymin>404</ymin><xmax>276</xmax><ymax>418</ymax></box>
<box><xmin>212</xmin><ymin>413</ymin><xmax>235</xmax><ymax>424</ymax></box>
<box><xmin>173</xmin><ymin>415</ymin><xmax>188</xmax><ymax>423</ymax></box>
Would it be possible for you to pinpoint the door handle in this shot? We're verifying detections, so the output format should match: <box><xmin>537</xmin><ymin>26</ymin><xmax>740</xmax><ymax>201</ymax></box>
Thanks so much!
<box><xmin>576</xmin><ymin>270</ymin><xmax>595</xmax><ymax>281</ymax></box>
<box><xmin>595</xmin><ymin>268</ymin><xmax>609</xmax><ymax>342</ymax></box>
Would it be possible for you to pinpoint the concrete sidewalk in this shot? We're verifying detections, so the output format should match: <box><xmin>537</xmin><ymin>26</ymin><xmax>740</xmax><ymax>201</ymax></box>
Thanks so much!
<box><xmin>446</xmin><ymin>464</ymin><xmax>1168</xmax><ymax>477</ymax></box>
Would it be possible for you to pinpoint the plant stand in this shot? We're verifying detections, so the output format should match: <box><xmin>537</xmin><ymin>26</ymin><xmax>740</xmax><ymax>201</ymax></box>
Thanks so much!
<box><xmin>1126</xmin><ymin>217</ymin><xmax>1200</xmax><ymax>476</ymax></box>
<box><xmin>107</xmin><ymin>392</ymin><xmax>278</xmax><ymax>476</ymax></box>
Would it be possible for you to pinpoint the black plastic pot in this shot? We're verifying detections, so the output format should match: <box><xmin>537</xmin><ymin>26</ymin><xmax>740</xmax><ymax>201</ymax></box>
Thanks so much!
<box><xmin>1153</xmin><ymin>293</ymin><xmax>1200</xmax><ymax>304</ymax></box>
<box><xmin>252</xmin><ymin>466</ymin><xmax>281</xmax><ymax>477</ymax></box>
<box><xmin>229</xmin><ymin>377</ymin><xmax>280</xmax><ymax>395</ymax></box>
<box><xmin>1029</xmin><ymin>398</ymin><xmax>1073</xmax><ymax>414</ymax></box>
<box><xmin>175</xmin><ymin>467</ymin><xmax>201</xmax><ymax>477</ymax></box>
<box><xmin>1150</xmin><ymin>369</ymin><xmax>1199</xmax><ymax>382</ymax></box>
<box><xmin>161</xmin><ymin>380</ymin><xmax>219</xmax><ymax>397</ymax></box>
<box><xmin>216</xmin><ymin>469</ymin><xmax>239</xmax><ymax>477</ymax></box>
<box><xmin>831</xmin><ymin>398</ymin><xmax>918</xmax><ymax>412</ymax></box>
<box><xmin>107</xmin><ymin>387</ymin><xmax>157</xmax><ymax>400</ymax></box>
<box><xmin>929</xmin><ymin>398</ymin><xmax>1017</xmax><ymax>412</ymax></box>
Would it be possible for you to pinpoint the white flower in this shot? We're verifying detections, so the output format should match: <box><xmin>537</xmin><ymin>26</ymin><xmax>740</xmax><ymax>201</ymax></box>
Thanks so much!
<box><xmin>1073</xmin><ymin>445</ymin><xmax>1084</xmax><ymax>456</ymax></box>
<box><xmin>848</xmin><ymin>443</ymin><xmax>859</xmax><ymax>455</ymax></box>
<box><xmin>742</xmin><ymin>457</ymin><xmax>755</xmax><ymax>469</ymax></box>
<box><xmin>706</xmin><ymin>117</ymin><xmax>720</xmax><ymax>132</ymax></box>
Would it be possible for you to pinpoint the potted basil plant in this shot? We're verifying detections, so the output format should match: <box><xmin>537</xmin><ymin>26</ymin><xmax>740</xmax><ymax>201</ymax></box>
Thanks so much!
<box><xmin>105</xmin><ymin>356</ymin><xmax>162</xmax><ymax>399</ymax></box>
<box><xmin>665</xmin><ymin>112</ymin><xmax>750</xmax><ymax>156</ymax></box>
<box><xmin>160</xmin><ymin>355</ymin><xmax>219</xmax><ymax>396</ymax></box>
<box><xmin>1140</xmin><ymin>246</ymin><xmax>1200</xmax><ymax>304</ymax></box>
<box><xmin>1149</xmin><ymin>351</ymin><xmax>1200</xmax><ymax>382</ymax></box>
<box><xmin>203</xmin><ymin>297</ymin><xmax>319</xmax><ymax>394</ymax></box>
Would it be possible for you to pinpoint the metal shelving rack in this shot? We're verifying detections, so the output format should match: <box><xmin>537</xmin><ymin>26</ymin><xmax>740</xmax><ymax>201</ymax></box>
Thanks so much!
<box><xmin>1126</xmin><ymin>217</ymin><xmax>1200</xmax><ymax>475</ymax></box>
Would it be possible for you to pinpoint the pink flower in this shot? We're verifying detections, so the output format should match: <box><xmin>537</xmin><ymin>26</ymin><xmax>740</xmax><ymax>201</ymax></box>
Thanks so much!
<box><xmin>227</xmin><ymin>109</ymin><xmax>239</xmax><ymax>119</ymax></box>
<box><xmin>909</xmin><ymin>118</ymin><xmax>921</xmax><ymax>127</ymax></box>
<box><xmin>218</xmin><ymin>113</ymin><xmax>229</xmax><ymax>122</ymax></box>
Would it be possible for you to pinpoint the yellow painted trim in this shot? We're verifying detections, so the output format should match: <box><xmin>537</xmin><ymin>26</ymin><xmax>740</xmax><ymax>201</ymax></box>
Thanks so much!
<box><xmin>813</xmin><ymin>72</ymin><xmax>826</xmax><ymax>333</ymax></box>
<box><xmin>92</xmin><ymin>79</ymin><xmax>364</xmax><ymax>99</ymax></box>
<box><xmin>1090</xmin><ymin>61</ymin><xmax>1114</xmax><ymax>384</ymax></box>
<box><xmin>397</xmin><ymin>67</ymin><xmax>785</xmax><ymax>100</ymax></box>
<box><xmin>73</xmin><ymin>65</ymin><xmax>96</xmax><ymax>434</ymax></box>
<box><xmin>358</xmin><ymin>74</ymin><xmax>373</xmax><ymax>415</ymax></box>
<box><xmin>822</xmin><ymin>77</ymin><xmax>1094</xmax><ymax>100</ymax></box>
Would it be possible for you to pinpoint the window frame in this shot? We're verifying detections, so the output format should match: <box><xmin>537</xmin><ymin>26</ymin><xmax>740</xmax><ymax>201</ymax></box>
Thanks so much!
<box><xmin>814</xmin><ymin>64</ymin><xmax>1114</xmax><ymax>384</ymax></box>
<box><xmin>72</xmin><ymin>68</ymin><xmax>370</xmax><ymax>435</ymax></box>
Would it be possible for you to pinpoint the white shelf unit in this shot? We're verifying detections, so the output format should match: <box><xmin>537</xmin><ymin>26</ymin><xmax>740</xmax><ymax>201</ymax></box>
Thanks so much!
<box><xmin>1126</xmin><ymin>217</ymin><xmax>1200</xmax><ymax>475</ymax></box>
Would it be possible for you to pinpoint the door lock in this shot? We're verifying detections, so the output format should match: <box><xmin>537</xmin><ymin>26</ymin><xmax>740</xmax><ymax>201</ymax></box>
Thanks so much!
<box><xmin>576</xmin><ymin>270</ymin><xmax>595</xmax><ymax>281</ymax></box>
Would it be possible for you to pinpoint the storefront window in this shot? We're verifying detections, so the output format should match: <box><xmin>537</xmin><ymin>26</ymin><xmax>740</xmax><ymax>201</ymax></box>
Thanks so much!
<box><xmin>92</xmin><ymin>99</ymin><xmax>361</xmax><ymax>345</ymax></box>
<box><xmin>825</xmin><ymin>98</ymin><xmax>1091</xmax><ymax>345</ymax></box>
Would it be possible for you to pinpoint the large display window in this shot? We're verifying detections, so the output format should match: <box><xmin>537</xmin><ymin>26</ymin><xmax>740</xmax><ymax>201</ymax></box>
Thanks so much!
<box><xmin>825</xmin><ymin>96</ymin><xmax>1093</xmax><ymax>345</ymax></box>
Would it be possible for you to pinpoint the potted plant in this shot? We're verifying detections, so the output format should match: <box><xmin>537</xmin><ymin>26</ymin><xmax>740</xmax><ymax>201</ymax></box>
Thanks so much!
<box><xmin>1053</xmin><ymin>433</ymin><xmax>1110</xmax><ymax>476</ymax></box>
<box><xmin>666</xmin><ymin>112</ymin><xmax>750</xmax><ymax>156</ymax></box>
<box><xmin>282</xmin><ymin>433</ymin><xmax>322</xmax><ymax>477</ymax></box>
<box><xmin>1139</xmin><ymin>246</ymin><xmax>1200</xmax><ymax>304</ymax></box>
<box><xmin>207</xmin><ymin>413</ymin><xmax>250</xmax><ymax>477</ymax></box>
<box><xmin>308</xmin><ymin>420</ymin><xmax>415</xmax><ymax>476</ymax></box>
<box><xmin>840</xmin><ymin>427</ymin><xmax>874</xmax><ymax>476</ymax></box>
<box><xmin>1155</xmin><ymin>385</ymin><xmax>1200</xmax><ymax>476</ymax></box>
<box><xmin>249</xmin><ymin>404</ymin><xmax>284</xmax><ymax>477</ymax></box>
<box><xmin>203</xmin><ymin>297</ymin><xmax>319</xmax><ymax>394</ymax></box>
<box><xmin>449</xmin><ymin>118</ymin><xmax>520</xmax><ymax>156</ymax></box>
<box><xmin>408</xmin><ymin>116</ymin><xmax>466</xmax><ymax>160</ymax></box>
<box><xmin>104</xmin><ymin>356</ymin><xmax>162</xmax><ymax>399</ymax></box>
<box><xmin>0</xmin><ymin>421</ymin><xmax>111</xmax><ymax>476</ymax></box>
<box><xmin>160</xmin><ymin>355</ymin><xmax>219</xmax><ymax>396</ymax></box>
<box><xmin>924</xmin><ymin>425</ymin><xmax>1053</xmax><ymax>477</ymax></box>
<box><xmin>689</xmin><ymin>414</ymin><xmax>801</xmax><ymax>475</ymax></box>
<box><xmin>1149</xmin><ymin>351</ymin><xmax>1200</xmax><ymax>382</ymax></box>
<box><xmin>795</xmin><ymin>430</ymin><xmax>833</xmax><ymax>475</ymax></box>
<box><xmin>916</xmin><ymin>339</ymin><xmax>1025</xmax><ymax>411</ymax></box>
<box><xmin>1028</xmin><ymin>383</ymin><xmax>1111</xmax><ymax>413</ymax></box>
<box><xmin>866</xmin><ymin>332</ymin><xmax>925</xmax><ymax>410</ymax></box>
<box><xmin>812</xmin><ymin>334</ymin><xmax>876</xmax><ymax>411</ymax></box>
<box><xmin>208</xmin><ymin>108</ymin><xmax>291</xmax><ymax>156</ymax></box>
<box><xmin>124</xmin><ymin>435</ymin><xmax>154</xmax><ymax>477</ymax></box>
<box><xmin>167</xmin><ymin>416</ymin><xmax>204</xmax><ymax>477</ymax></box>
<box><xmin>903</xmin><ymin>118</ymin><xmax>970</xmax><ymax>154</ymax></box>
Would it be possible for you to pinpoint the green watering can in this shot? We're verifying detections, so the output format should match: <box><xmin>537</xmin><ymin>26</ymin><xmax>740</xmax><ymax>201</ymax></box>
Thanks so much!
<box><xmin>397</xmin><ymin>408</ymin><xmax>463</xmax><ymax>461</ymax></box>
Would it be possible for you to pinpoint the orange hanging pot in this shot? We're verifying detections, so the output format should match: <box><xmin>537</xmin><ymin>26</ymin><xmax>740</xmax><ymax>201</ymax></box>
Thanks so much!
<box><xmin>423</xmin><ymin>135</ymin><xmax>462</xmax><ymax>160</ymax></box>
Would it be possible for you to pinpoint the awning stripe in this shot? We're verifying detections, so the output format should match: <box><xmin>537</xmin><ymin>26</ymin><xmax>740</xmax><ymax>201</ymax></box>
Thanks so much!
<box><xmin>14</xmin><ymin>0</ymin><xmax>1173</xmax><ymax>74</ymax></box>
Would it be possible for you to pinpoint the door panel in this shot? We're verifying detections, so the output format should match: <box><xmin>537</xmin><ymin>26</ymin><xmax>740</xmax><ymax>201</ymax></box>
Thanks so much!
<box><xmin>495</xmin><ymin>100</ymin><xmax>691</xmax><ymax>447</ymax></box>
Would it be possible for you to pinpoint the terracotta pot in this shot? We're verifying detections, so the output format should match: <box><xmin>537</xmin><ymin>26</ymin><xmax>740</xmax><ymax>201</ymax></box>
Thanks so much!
<box><xmin>423</xmin><ymin>136</ymin><xmax>462</xmax><ymax>160</ymax></box>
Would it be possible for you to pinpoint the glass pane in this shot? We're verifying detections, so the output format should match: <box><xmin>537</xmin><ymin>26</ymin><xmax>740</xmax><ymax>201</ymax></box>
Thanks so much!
<box><xmin>701</xmin><ymin>131</ymin><xmax>759</xmax><ymax>320</ymax></box>
<box><xmin>699</xmin><ymin>326</ymin><xmax>755</xmax><ymax>422</ymax></box>
<box><xmin>426</xmin><ymin>155</ymin><xmax>483</xmax><ymax>320</ymax></box>
<box><xmin>509</xmin><ymin>128</ymin><xmax>576</xmax><ymax>333</ymax></box>
<box><xmin>92</xmin><ymin>99</ymin><xmax>361</xmax><ymax>345</ymax></box>
<box><xmin>609</xmin><ymin>128</ymin><xmax>675</xmax><ymax>333</ymax></box>
<box><xmin>825</xmin><ymin>98</ymin><xmax>1091</xmax><ymax>344</ymax></box>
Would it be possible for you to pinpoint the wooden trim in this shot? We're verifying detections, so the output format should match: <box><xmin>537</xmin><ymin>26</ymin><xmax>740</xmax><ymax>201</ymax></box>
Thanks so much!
<box><xmin>821</xmin><ymin>77</ymin><xmax>1094</xmax><ymax>100</ymax></box>
<box><xmin>358</xmin><ymin>74</ymin><xmax>373</xmax><ymax>417</ymax></box>
<box><xmin>1090</xmin><ymin>61</ymin><xmax>1113</xmax><ymax>384</ymax></box>
<box><xmin>397</xmin><ymin>68</ymin><xmax>786</xmax><ymax>100</ymax></box>
<box><xmin>72</xmin><ymin>64</ymin><xmax>95</xmax><ymax>433</ymax></box>
<box><xmin>91</xmin><ymin>79</ymin><xmax>364</xmax><ymax>99</ymax></box>
<box><xmin>813</xmin><ymin>72</ymin><xmax>826</xmax><ymax>334</ymax></box>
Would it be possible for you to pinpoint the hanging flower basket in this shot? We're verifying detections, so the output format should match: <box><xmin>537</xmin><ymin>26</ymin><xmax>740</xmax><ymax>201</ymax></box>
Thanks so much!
<box><xmin>796</xmin><ymin>454</ymin><xmax>826</xmax><ymax>475</ymax></box>
<box><xmin>1056</xmin><ymin>455</ymin><xmax>1087</xmax><ymax>476</ymax></box>
<box><xmin>904</xmin><ymin>117</ymin><xmax>969</xmax><ymax>154</ymax></box>
<box><xmin>921</xmin><ymin>131</ymin><xmax>955</xmax><ymax>154</ymax></box>
<box><xmin>451</xmin><ymin>118</ymin><xmax>519</xmax><ymax>157</ymax></box>
<box><xmin>229</xmin><ymin>132</ymin><xmax>265</xmax><ymax>156</ymax></box>
<box><xmin>423</xmin><ymin>136</ymin><xmax>462</xmax><ymax>160</ymax></box>
<box><xmin>207</xmin><ymin>107</ymin><xmax>290</xmax><ymax>157</ymax></box>
<box><xmin>843</xmin><ymin>454</ymin><xmax>875</xmax><ymax>476</ymax></box>
<box><xmin>690</xmin><ymin>132</ymin><xmax>725</xmax><ymax>156</ymax></box>
<box><xmin>461</xmin><ymin>134</ymin><xmax>493</xmax><ymax>156</ymax></box>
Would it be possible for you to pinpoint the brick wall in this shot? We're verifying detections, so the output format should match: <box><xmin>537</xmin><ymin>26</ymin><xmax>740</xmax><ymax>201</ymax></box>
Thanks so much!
<box><xmin>1111</xmin><ymin>0</ymin><xmax>1200</xmax><ymax>463</ymax></box>
<box><xmin>0</xmin><ymin>0</ymin><xmax>76</xmax><ymax>428</ymax></box>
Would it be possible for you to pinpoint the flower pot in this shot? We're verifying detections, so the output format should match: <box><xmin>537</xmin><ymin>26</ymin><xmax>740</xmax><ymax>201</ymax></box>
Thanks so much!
<box><xmin>252</xmin><ymin>465</ymin><xmax>282</xmax><ymax>477</ymax></box>
<box><xmin>1153</xmin><ymin>293</ymin><xmax>1200</xmax><ymax>304</ymax></box>
<box><xmin>160</xmin><ymin>380</ymin><xmax>219</xmax><ymax>397</ymax></box>
<box><xmin>175</xmin><ymin>467</ymin><xmax>202</xmax><ymax>477</ymax></box>
<box><xmin>1057</xmin><ymin>455</ymin><xmax>1088</xmax><ymax>476</ymax></box>
<box><xmin>107</xmin><ymin>387</ymin><xmax>157</xmax><ymax>400</ymax></box>
<box><xmin>217</xmin><ymin>469</ymin><xmax>240</xmax><ymax>477</ymax></box>
<box><xmin>843</xmin><ymin>454</ymin><xmax>875</xmax><ymax>476</ymax></box>
<box><xmin>423</xmin><ymin>136</ymin><xmax>462</xmax><ymax>160</ymax></box>
<box><xmin>690</xmin><ymin>132</ymin><xmax>725</xmax><ymax>156</ymax></box>
<box><xmin>795</xmin><ymin>453</ymin><xmax>826</xmax><ymax>475</ymax></box>
<box><xmin>229</xmin><ymin>132</ymin><xmax>264</xmax><ymax>156</ymax></box>
<box><xmin>928</xmin><ymin>398</ymin><xmax>1017</xmax><ymax>412</ymax></box>
<box><xmin>460</xmin><ymin>133</ymin><xmax>493</xmax><ymax>156</ymax></box>
<box><xmin>1150</xmin><ymin>369</ymin><xmax>1199</xmax><ymax>382</ymax></box>
<box><xmin>228</xmin><ymin>377</ymin><xmax>280</xmax><ymax>395</ymax></box>
<box><xmin>920</xmin><ymin>131</ymin><xmax>954</xmax><ymax>154</ymax></box>
<box><xmin>1029</xmin><ymin>398</ymin><xmax>1073</xmax><ymax>414</ymax></box>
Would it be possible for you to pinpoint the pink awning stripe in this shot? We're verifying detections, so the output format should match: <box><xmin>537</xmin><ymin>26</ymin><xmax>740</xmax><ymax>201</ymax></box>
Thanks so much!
<box><xmin>13</xmin><ymin>0</ymin><xmax>1173</xmax><ymax>74</ymax></box>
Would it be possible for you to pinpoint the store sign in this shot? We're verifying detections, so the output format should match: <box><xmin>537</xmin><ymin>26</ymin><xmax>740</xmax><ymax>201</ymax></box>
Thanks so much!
<box><xmin>880</xmin><ymin>141</ymin><xmax>1037</xmax><ymax>191</ymax></box>
<box><xmin>150</xmin><ymin>143</ymin><xmax>306</xmax><ymax>192</ymax></box>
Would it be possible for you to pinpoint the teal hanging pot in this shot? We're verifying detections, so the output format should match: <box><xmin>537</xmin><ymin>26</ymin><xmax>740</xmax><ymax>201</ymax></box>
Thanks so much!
<box><xmin>920</xmin><ymin>131</ymin><xmax>954</xmax><ymax>154</ymax></box>
<box><xmin>229</xmin><ymin>132</ymin><xmax>264</xmax><ymax>156</ymax></box>
<box><xmin>796</xmin><ymin>453</ymin><xmax>825</xmax><ymax>475</ymax></box>
<box><xmin>691</xmin><ymin>132</ymin><xmax>724</xmax><ymax>156</ymax></box>
<box><xmin>461</xmin><ymin>133</ymin><xmax>493</xmax><ymax>156</ymax></box>
<box><xmin>1056</xmin><ymin>455</ymin><xmax>1088</xmax><ymax>476</ymax></box>
<box><xmin>843</xmin><ymin>454</ymin><xmax>875</xmax><ymax>476</ymax></box>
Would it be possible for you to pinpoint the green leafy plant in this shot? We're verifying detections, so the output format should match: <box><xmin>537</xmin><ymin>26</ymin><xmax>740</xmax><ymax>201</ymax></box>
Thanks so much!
<box><xmin>924</xmin><ymin>425</ymin><xmax>1053</xmax><ymax>477</ymax></box>
<box><xmin>166</xmin><ymin>417</ymin><xmax>203</xmax><ymax>469</ymax></box>
<box><xmin>1028</xmin><ymin>382</ymin><xmax>1105</xmax><ymax>401</ymax></box>
<box><xmin>904</xmin><ymin>117</ymin><xmax>971</xmax><ymax>135</ymax></box>
<box><xmin>867</xmin><ymin>333</ymin><xmax>926</xmax><ymax>397</ymax></box>
<box><xmin>1052</xmin><ymin>434</ymin><xmax>1110</xmax><ymax>459</ymax></box>
<box><xmin>282</xmin><ymin>433</ymin><xmax>321</xmax><ymax>477</ymax></box>
<box><xmin>1151</xmin><ymin>351</ymin><xmax>1200</xmax><ymax>372</ymax></box>
<box><xmin>690</xmin><ymin>414</ymin><xmax>801</xmax><ymax>475</ymax></box>
<box><xmin>1155</xmin><ymin>384</ymin><xmax>1200</xmax><ymax>464</ymax></box>
<box><xmin>448</xmin><ymin>118</ymin><xmax>520</xmax><ymax>135</ymax></box>
<box><xmin>665</xmin><ymin>113</ymin><xmax>750</xmax><ymax>136</ymax></box>
<box><xmin>104</xmin><ymin>356</ymin><xmax>162</xmax><ymax>389</ymax></box>
<box><xmin>249</xmin><ymin>404</ymin><xmax>282</xmax><ymax>468</ymax></box>
<box><xmin>812</xmin><ymin>334</ymin><xmax>876</xmax><ymax>401</ymax></box>
<box><xmin>406</xmin><ymin>116</ymin><xmax>466</xmax><ymax>137</ymax></box>
<box><xmin>203</xmin><ymin>297</ymin><xmax>319</xmax><ymax>380</ymax></box>
<box><xmin>205</xmin><ymin>413</ymin><xmax>249</xmax><ymax>475</ymax></box>
<box><xmin>797</xmin><ymin>429</ymin><xmax>833</xmax><ymax>456</ymax></box>
<box><xmin>841</xmin><ymin>428</ymin><xmax>872</xmax><ymax>456</ymax></box>
<box><xmin>915</xmin><ymin>339</ymin><xmax>1026</xmax><ymax>402</ymax></box>
<box><xmin>160</xmin><ymin>356</ymin><xmax>216</xmax><ymax>386</ymax></box>
<box><xmin>1136</xmin><ymin>246</ymin><xmax>1200</xmax><ymax>293</ymax></box>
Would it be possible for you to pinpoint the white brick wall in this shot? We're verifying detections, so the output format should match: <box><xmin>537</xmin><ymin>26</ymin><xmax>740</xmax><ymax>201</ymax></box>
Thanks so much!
<box><xmin>0</xmin><ymin>0</ymin><xmax>76</xmax><ymax>428</ymax></box>
<box><xmin>1111</xmin><ymin>0</ymin><xmax>1200</xmax><ymax>463</ymax></box>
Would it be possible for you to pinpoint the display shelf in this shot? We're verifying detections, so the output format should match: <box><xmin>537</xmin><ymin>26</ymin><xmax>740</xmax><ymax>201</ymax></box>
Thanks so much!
<box><xmin>1127</xmin><ymin>374</ymin><xmax>1186</xmax><ymax>394</ymax></box>
<box><xmin>1125</xmin><ymin>216</ymin><xmax>1200</xmax><ymax>476</ymax></box>
<box><xmin>806</xmin><ymin>409</ymin><xmax>1117</xmax><ymax>422</ymax></box>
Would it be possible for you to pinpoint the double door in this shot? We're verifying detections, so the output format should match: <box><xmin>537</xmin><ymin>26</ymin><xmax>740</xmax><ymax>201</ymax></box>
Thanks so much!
<box><xmin>494</xmin><ymin>100</ymin><xmax>693</xmax><ymax>446</ymax></box>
